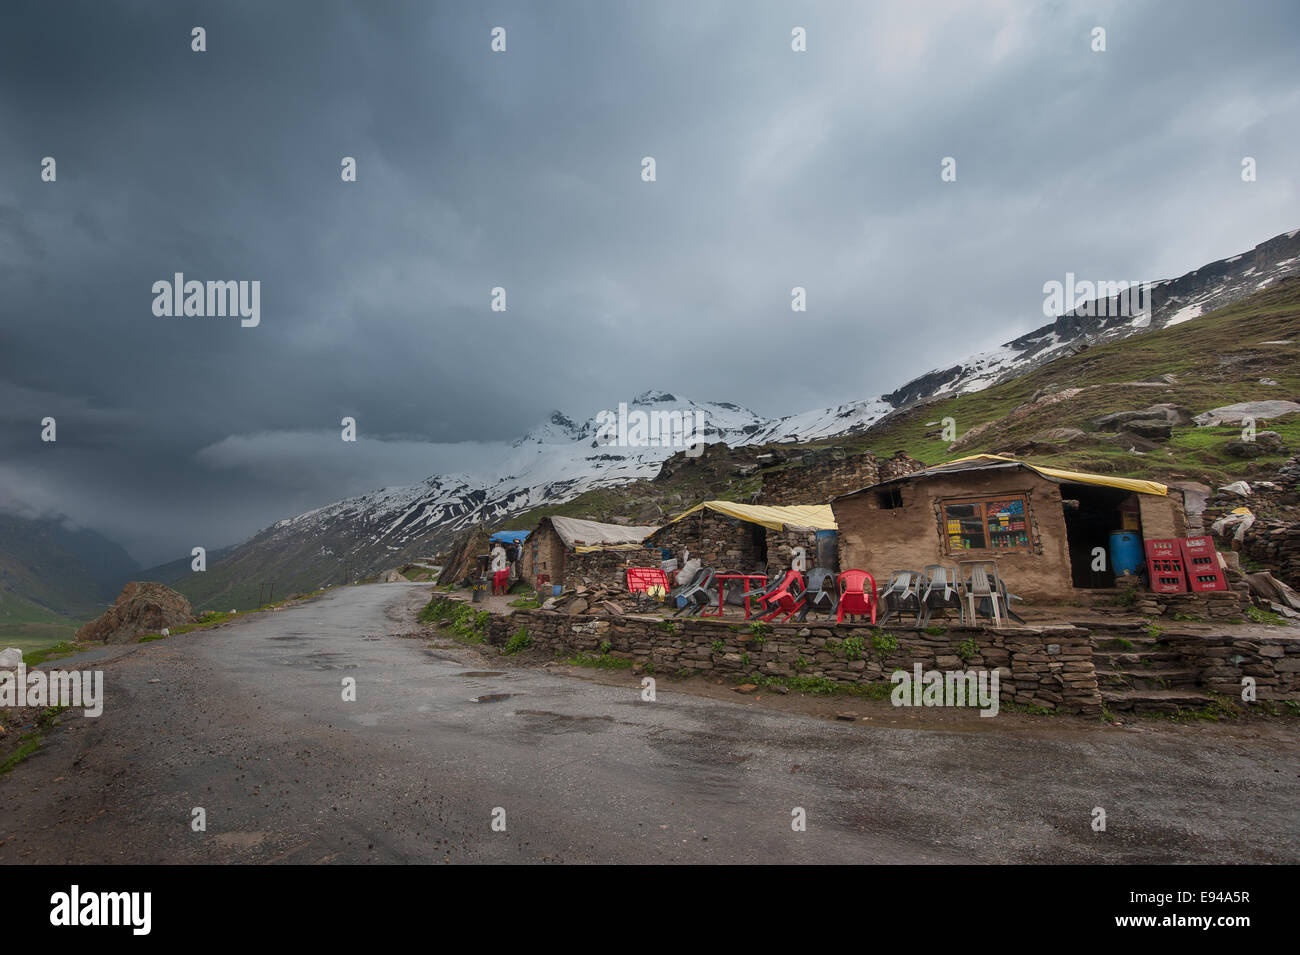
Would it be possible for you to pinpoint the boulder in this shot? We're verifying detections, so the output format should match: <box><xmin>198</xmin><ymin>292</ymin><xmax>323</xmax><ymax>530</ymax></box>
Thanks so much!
<box><xmin>1089</xmin><ymin>404</ymin><xmax>1190</xmax><ymax>432</ymax></box>
<box><xmin>75</xmin><ymin>581</ymin><xmax>195</xmax><ymax>645</ymax></box>
<box><xmin>1194</xmin><ymin>400</ymin><xmax>1300</xmax><ymax>427</ymax></box>
<box><xmin>1225</xmin><ymin>440</ymin><xmax>1266</xmax><ymax>458</ymax></box>
<box><xmin>1121</xmin><ymin>418</ymin><xmax>1173</xmax><ymax>440</ymax></box>
<box><xmin>994</xmin><ymin>427</ymin><xmax>1090</xmax><ymax>455</ymax></box>
<box><xmin>1038</xmin><ymin>426</ymin><xmax>1088</xmax><ymax>443</ymax></box>
<box><xmin>0</xmin><ymin>647</ymin><xmax>23</xmax><ymax>669</ymax></box>
<box><xmin>1255</xmin><ymin>431</ymin><xmax>1285</xmax><ymax>451</ymax></box>
<box><xmin>381</xmin><ymin>569</ymin><xmax>404</xmax><ymax>582</ymax></box>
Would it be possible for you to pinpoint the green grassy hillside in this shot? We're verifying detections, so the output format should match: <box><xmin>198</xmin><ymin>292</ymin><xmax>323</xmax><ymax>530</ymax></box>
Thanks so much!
<box><xmin>0</xmin><ymin>590</ymin><xmax>79</xmax><ymax>655</ymax></box>
<box><xmin>837</xmin><ymin>276</ymin><xmax>1300</xmax><ymax>483</ymax></box>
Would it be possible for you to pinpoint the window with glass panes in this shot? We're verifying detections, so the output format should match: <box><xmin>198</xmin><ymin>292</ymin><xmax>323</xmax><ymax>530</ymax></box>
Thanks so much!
<box><xmin>941</xmin><ymin>495</ymin><xmax>1030</xmax><ymax>552</ymax></box>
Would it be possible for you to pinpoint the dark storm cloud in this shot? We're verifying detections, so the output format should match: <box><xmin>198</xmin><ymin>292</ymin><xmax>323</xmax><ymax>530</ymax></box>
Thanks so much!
<box><xmin>1</xmin><ymin>0</ymin><xmax>1298</xmax><ymax>562</ymax></box>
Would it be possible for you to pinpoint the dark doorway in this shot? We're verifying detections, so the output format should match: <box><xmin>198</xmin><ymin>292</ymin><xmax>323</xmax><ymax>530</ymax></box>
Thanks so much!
<box><xmin>1061</xmin><ymin>482</ymin><xmax>1131</xmax><ymax>588</ymax></box>
<box><xmin>749</xmin><ymin>520</ymin><xmax>768</xmax><ymax>570</ymax></box>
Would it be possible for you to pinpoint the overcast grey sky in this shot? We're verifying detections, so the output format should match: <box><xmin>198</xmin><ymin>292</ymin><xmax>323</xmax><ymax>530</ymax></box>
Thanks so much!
<box><xmin>1</xmin><ymin>0</ymin><xmax>1298</xmax><ymax>564</ymax></box>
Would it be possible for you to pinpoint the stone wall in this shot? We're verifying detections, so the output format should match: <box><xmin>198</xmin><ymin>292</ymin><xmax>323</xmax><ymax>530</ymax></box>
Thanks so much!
<box><xmin>490</xmin><ymin>609</ymin><xmax>1300</xmax><ymax>711</ymax></box>
<box><xmin>646</xmin><ymin>510</ymin><xmax>765</xmax><ymax>572</ymax></box>
<box><xmin>1237</xmin><ymin>518</ymin><xmax>1300</xmax><ymax>588</ymax></box>
<box><xmin>564</xmin><ymin>547</ymin><xmax>653</xmax><ymax>592</ymax></box>
<box><xmin>759</xmin><ymin>450</ymin><xmax>926</xmax><ymax>505</ymax></box>
<box><xmin>764</xmin><ymin>526</ymin><xmax>822</xmax><ymax>575</ymax></box>
<box><xmin>1108</xmin><ymin>586</ymin><xmax>1253</xmax><ymax>619</ymax></box>
<box><xmin>646</xmin><ymin>511</ymin><xmax>821</xmax><ymax>576</ymax></box>
<box><xmin>489</xmin><ymin>609</ymin><xmax>1103</xmax><ymax>714</ymax></box>
<box><xmin>1161</xmin><ymin>630</ymin><xmax>1300</xmax><ymax>701</ymax></box>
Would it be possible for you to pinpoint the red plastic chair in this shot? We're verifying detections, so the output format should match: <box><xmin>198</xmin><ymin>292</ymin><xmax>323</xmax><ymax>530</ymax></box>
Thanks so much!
<box><xmin>759</xmin><ymin>570</ymin><xmax>807</xmax><ymax>622</ymax></box>
<box><xmin>836</xmin><ymin>570</ymin><xmax>877</xmax><ymax>624</ymax></box>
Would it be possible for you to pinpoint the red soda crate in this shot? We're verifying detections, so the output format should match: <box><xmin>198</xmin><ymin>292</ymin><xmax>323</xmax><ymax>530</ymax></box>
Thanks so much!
<box><xmin>1179</xmin><ymin>536</ymin><xmax>1227</xmax><ymax>592</ymax></box>
<box><xmin>1144</xmin><ymin>539</ymin><xmax>1187</xmax><ymax>594</ymax></box>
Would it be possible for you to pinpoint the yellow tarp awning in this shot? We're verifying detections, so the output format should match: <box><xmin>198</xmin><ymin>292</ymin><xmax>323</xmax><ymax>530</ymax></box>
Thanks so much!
<box><xmin>943</xmin><ymin>454</ymin><xmax>1168</xmax><ymax>496</ymax></box>
<box><xmin>664</xmin><ymin>500</ymin><xmax>838</xmax><ymax>532</ymax></box>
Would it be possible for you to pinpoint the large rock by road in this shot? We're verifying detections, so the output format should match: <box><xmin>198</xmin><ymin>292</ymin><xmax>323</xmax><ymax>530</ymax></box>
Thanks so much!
<box><xmin>74</xmin><ymin>581</ymin><xmax>194</xmax><ymax>645</ymax></box>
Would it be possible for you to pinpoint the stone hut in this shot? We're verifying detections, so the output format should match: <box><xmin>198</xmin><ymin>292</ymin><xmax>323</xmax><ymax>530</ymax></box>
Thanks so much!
<box><xmin>645</xmin><ymin>501</ymin><xmax>838</xmax><ymax>576</ymax></box>
<box><xmin>521</xmin><ymin>516</ymin><xmax>660</xmax><ymax>590</ymax></box>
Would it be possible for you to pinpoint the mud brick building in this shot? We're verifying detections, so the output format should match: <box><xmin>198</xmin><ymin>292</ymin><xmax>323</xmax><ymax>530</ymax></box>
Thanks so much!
<box><xmin>831</xmin><ymin>454</ymin><xmax>1188</xmax><ymax>600</ymax></box>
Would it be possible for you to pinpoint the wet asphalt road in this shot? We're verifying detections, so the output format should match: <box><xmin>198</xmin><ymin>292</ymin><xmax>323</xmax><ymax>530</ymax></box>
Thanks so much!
<box><xmin>1</xmin><ymin>583</ymin><xmax>1296</xmax><ymax>864</ymax></box>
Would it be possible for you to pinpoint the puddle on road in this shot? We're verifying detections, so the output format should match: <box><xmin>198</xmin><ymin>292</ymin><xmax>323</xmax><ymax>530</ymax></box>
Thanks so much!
<box><xmin>471</xmin><ymin>693</ymin><xmax>516</xmax><ymax>703</ymax></box>
<box><xmin>513</xmin><ymin>709</ymin><xmax>619</xmax><ymax>735</ymax></box>
<box><xmin>276</xmin><ymin>652</ymin><xmax>359</xmax><ymax>671</ymax></box>
<box><xmin>458</xmin><ymin>671</ymin><xmax>505</xmax><ymax>678</ymax></box>
<box><xmin>516</xmin><ymin>709</ymin><xmax>614</xmax><ymax>724</ymax></box>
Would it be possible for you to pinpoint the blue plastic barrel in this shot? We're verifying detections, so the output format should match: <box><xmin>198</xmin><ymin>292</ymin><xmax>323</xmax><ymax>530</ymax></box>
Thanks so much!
<box><xmin>552</xmin><ymin>584</ymin><xmax>563</xmax><ymax>597</ymax></box>
<box><xmin>1108</xmin><ymin>531</ymin><xmax>1142</xmax><ymax>577</ymax></box>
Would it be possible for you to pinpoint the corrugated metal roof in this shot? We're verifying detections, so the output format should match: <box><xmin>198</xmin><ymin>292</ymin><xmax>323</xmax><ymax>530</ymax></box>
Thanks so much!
<box><xmin>664</xmin><ymin>500</ymin><xmax>838</xmax><ymax>532</ymax></box>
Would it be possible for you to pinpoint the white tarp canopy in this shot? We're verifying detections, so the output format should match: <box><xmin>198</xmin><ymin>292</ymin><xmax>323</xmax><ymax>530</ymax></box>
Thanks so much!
<box><xmin>543</xmin><ymin>516</ymin><xmax>660</xmax><ymax>550</ymax></box>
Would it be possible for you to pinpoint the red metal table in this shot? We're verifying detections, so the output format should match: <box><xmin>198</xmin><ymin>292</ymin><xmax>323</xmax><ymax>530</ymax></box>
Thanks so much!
<box><xmin>704</xmin><ymin>573</ymin><xmax>771</xmax><ymax>618</ymax></box>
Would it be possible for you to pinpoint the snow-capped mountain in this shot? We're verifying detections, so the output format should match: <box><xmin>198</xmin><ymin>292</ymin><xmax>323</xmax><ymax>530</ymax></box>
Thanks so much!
<box><xmin>191</xmin><ymin>228</ymin><xmax>1300</xmax><ymax>600</ymax></box>
<box><xmin>270</xmin><ymin>392</ymin><xmax>773</xmax><ymax>544</ymax></box>
<box><xmin>183</xmin><ymin>392</ymin><xmax>789</xmax><ymax>602</ymax></box>
<box><xmin>260</xmin><ymin>387</ymin><xmax>901</xmax><ymax>564</ymax></box>
<box><xmin>881</xmin><ymin>227</ymin><xmax>1300</xmax><ymax>407</ymax></box>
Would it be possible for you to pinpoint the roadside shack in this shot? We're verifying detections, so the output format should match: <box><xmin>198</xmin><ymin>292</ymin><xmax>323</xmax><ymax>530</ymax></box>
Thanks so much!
<box><xmin>644</xmin><ymin>500</ymin><xmax>839</xmax><ymax>576</ymax></box>
<box><xmin>830</xmin><ymin>454</ymin><xmax>1185</xmax><ymax>600</ymax></box>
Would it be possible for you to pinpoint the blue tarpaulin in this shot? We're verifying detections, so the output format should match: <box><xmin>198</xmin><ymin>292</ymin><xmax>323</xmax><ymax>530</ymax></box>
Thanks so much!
<box><xmin>490</xmin><ymin>530</ymin><xmax>530</xmax><ymax>543</ymax></box>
